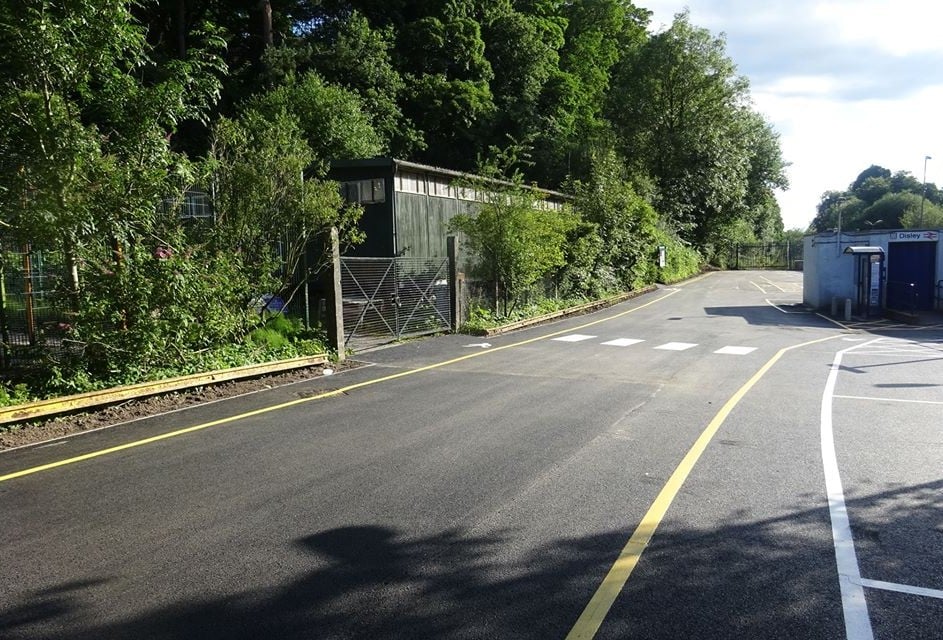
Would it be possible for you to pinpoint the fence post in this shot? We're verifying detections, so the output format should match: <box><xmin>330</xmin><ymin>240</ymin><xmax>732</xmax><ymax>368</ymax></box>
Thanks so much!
<box><xmin>0</xmin><ymin>252</ymin><xmax>7</xmax><ymax>370</ymax></box>
<box><xmin>22</xmin><ymin>245</ymin><xmax>36</xmax><ymax>346</ymax></box>
<box><xmin>447</xmin><ymin>236</ymin><xmax>462</xmax><ymax>332</ymax></box>
<box><xmin>328</xmin><ymin>227</ymin><xmax>345</xmax><ymax>362</ymax></box>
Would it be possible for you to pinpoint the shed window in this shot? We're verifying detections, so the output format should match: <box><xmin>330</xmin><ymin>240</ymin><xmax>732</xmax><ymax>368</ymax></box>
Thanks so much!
<box><xmin>340</xmin><ymin>179</ymin><xmax>386</xmax><ymax>204</ymax></box>
<box><xmin>398</xmin><ymin>172</ymin><xmax>425</xmax><ymax>194</ymax></box>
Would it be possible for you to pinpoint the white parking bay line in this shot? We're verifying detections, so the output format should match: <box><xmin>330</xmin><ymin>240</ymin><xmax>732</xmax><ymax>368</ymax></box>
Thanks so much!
<box><xmin>822</xmin><ymin>340</ymin><xmax>878</xmax><ymax>640</ymax></box>
<box><xmin>854</xmin><ymin>578</ymin><xmax>943</xmax><ymax>600</ymax></box>
<box><xmin>601</xmin><ymin>338</ymin><xmax>645</xmax><ymax>347</ymax></box>
<box><xmin>655</xmin><ymin>342</ymin><xmax>698</xmax><ymax>351</ymax></box>
<box><xmin>714</xmin><ymin>346</ymin><xmax>757</xmax><ymax>355</ymax></box>
<box><xmin>552</xmin><ymin>334</ymin><xmax>597</xmax><ymax>343</ymax></box>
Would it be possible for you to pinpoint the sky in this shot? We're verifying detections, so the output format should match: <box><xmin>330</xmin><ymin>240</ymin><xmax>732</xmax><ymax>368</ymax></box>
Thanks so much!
<box><xmin>641</xmin><ymin>0</ymin><xmax>943</xmax><ymax>230</ymax></box>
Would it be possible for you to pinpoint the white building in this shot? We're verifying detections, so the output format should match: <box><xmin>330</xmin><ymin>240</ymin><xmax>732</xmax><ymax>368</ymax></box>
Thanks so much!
<box><xmin>803</xmin><ymin>229</ymin><xmax>943</xmax><ymax>315</ymax></box>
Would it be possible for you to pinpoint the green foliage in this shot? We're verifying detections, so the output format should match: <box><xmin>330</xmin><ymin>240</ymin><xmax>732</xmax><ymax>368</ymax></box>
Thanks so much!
<box><xmin>461</xmin><ymin>297</ymin><xmax>585</xmax><ymax>334</ymax></box>
<box><xmin>305</xmin><ymin>11</ymin><xmax>422</xmax><ymax>156</ymax></box>
<box><xmin>450</xmin><ymin>147</ymin><xmax>579</xmax><ymax>315</ymax></box>
<box><xmin>247</xmin><ymin>72</ymin><xmax>383</xmax><ymax>169</ymax></box>
<box><xmin>649</xmin><ymin>226</ymin><xmax>703</xmax><ymax>284</ymax></box>
<box><xmin>206</xmin><ymin>105</ymin><xmax>364</xmax><ymax>284</ymax></box>
<box><xmin>566</xmin><ymin>151</ymin><xmax>660</xmax><ymax>292</ymax></box>
<box><xmin>0</xmin><ymin>383</ymin><xmax>31</xmax><ymax>408</ymax></box>
<box><xmin>900</xmin><ymin>198</ymin><xmax>943</xmax><ymax>229</ymax></box>
<box><xmin>608</xmin><ymin>11</ymin><xmax>784</xmax><ymax>248</ymax></box>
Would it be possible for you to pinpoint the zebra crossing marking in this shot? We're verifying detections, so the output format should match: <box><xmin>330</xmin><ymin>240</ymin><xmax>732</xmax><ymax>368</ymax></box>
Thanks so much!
<box><xmin>714</xmin><ymin>346</ymin><xmax>757</xmax><ymax>355</ymax></box>
<box><xmin>654</xmin><ymin>342</ymin><xmax>698</xmax><ymax>351</ymax></box>
<box><xmin>601</xmin><ymin>338</ymin><xmax>645</xmax><ymax>347</ymax></box>
<box><xmin>552</xmin><ymin>334</ymin><xmax>597</xmax><ymax>343</ymax></box>
<box><xmin>551</xmin><ymin>334</ymin><xmax>757</xmax><ymax>355</ymax></box>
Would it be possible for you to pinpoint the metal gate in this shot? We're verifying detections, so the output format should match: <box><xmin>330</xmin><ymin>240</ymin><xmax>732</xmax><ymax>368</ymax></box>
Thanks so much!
<box><xmin>731</xmin><ymin>242</ymin><xmax>804</xmax><ymax>270</ymax></box>
<box><xmin>340</xmin><ymin>257</ymin><xmax>451</xmax><ymax>351</ymax></box>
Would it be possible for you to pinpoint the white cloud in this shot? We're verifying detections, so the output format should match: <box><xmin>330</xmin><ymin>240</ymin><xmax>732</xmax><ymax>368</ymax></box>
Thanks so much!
<box><xmin>813</xmin><ymin>1</ymin><xmax>943</xmax><ymax>57</ymax></box>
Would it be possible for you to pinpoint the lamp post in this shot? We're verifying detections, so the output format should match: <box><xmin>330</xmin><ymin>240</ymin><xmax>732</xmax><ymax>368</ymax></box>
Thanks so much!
<box><xmin>920</xmin><ymin>155</ymin><xmax>932</xmax><ymax>227</ymax></box>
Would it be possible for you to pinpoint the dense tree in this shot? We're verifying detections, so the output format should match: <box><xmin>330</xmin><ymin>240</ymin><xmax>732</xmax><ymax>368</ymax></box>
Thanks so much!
<box><xmin>608</xmin><ymin>11</ymin><xmax>781</xmax><ymax>249</ymax></box>
<box><xmin>246</xmin><ymin>72</ymin><xmax>383</xmax><ymax>166</ymax></box>
<box><xmin>811</xmin><ymin>165</ymin><xmax>941</xmax><ymax>232</ymax></box>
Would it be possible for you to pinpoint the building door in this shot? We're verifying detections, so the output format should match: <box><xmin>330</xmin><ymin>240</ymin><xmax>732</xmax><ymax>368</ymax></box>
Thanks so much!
<box><xmin>886</xmin><ymin>242</ymin><xmax>937</xmax><ymax>311</ymax></box>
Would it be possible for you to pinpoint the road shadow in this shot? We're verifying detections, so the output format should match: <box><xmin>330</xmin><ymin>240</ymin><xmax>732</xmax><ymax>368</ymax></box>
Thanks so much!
<box><xmin>703</xmin><ymin>304</ymin><xmax>839</xmax><ymax>328</ymax></box>
<box><xmin>3</xmin><ymin>482</ymin><xmax>941</xmax><ymax>639</ymax></box>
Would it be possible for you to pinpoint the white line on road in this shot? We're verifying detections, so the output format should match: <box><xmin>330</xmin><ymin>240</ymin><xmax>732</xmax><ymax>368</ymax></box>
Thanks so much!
<box><xmin>714</xmin><ymin>346</ymin><xmax>756</xmax><ymax>355</ymax></box>
<box><xmin>761</xmin><ymin>275</ymin><xmax>787</xmax><ymax>292</ymax></box>
<box><xmin>822</xmin><ymin>339</ymin><xmax>879</xmax><ymax>640</ymax></box>
<box><xmin>654</xmin><ymin>342</ymin><xmax>698</xmax><ymax>351</ymax></box>
<box><xmin>750</xmin><ymin>281</ymin><xmax>768</xmax><ymax>294</ymax></box>
<box><xmin>833</xmin><ymin>395</ymin><xmax>943</xmax><ymax>406</ymax></box>
<box><xmin>854</xmin><ymin>578</ymin><xmax>943</xmax><ymax>600</ymax></box>
<box><xmin>601</xmin><ymin>338</ymin><xmax>644</xmax><ymax>347</ymax></box>
<box><xmin>765</xmin><ymin>299</ymin><xmax>807</xmax><ymax>314</ymax></box>
<box><xmin>552</xmin><ymin>334</ymin><xmax>597</xmax><ymax>342</ymax></box>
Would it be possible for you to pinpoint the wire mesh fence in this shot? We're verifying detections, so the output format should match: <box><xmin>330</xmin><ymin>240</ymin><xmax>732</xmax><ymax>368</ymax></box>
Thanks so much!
<box><xmin>340</xmin><ymin>257</ymin><xmax>451</xmax><ymax>351</ymax></box>
<box><xmin>719</xmin><ymin>242</ymin><xmax>805</xmax><ymax>270</ymax></box>
<box><xmin>0</xmin><ymin>243</ymin><xmax>72</xmax><ymax>371</ymax></box>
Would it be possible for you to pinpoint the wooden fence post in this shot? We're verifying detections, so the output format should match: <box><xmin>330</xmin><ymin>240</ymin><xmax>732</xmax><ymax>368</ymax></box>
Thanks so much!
<box><xmin>329</xmin><ymin>227</ymin><xmax>345</xmax><ymax>362</ymax></box>
<box><xmin>447</xmin><ymin>236</ymin><xmax>462</xmax><ymax>332</ymax></box>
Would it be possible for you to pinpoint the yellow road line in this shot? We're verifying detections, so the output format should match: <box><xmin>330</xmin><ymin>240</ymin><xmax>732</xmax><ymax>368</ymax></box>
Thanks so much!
<box><xmin>0</xmin><ymin>289</ymin><xmax>683</xmax><ymax>484</ymax></box>
<box><xmin>565</xmin><ymin>333</ymin><xmax>842</xmax><ymax>640</ymax></box>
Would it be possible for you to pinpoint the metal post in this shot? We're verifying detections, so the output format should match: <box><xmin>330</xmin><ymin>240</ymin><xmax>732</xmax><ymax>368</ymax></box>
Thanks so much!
<box><xmin>328</xmin><ymin>227</ymin><xmax>345</xmax><ymax>362</ymax></box>
<box><xmin>920</xmin><ymin>155</ymin><xmax>932</xmax><ymax>227</ymax></box>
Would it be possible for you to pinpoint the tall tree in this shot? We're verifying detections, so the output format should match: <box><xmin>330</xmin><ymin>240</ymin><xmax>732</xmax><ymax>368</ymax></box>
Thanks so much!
<box><xmin>608</xmin><ymin>11</ymin><xmax>770</xmax><ymax>247</ymax></box>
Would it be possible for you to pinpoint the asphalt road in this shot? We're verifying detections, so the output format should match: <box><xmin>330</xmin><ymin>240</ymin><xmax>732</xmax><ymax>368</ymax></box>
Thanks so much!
<box><xmin>2</xmin><ymin>270</ymin><xmax>941</xmax><ymax>639</ymax></box>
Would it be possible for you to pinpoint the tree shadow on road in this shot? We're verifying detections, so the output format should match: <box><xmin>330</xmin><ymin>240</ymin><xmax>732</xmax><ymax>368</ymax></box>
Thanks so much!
<box><xmin>3</xmin><ymin>481</ymin><xmax>941</xmax><ymax>639</ymax></box>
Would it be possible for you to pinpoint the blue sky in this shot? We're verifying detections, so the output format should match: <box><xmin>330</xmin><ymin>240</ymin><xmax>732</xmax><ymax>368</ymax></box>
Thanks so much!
<box><xmin>642</xmin><ymin>0</ymin><xmax>943</xmax><ymax>230</ymax></box>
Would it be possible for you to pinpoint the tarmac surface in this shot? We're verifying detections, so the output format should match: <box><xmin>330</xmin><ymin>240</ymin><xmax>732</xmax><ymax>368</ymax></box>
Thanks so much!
<box><xmin>2</xmin><ymin>270</ymin><xmax>941</xmax><ymax>639</ymax></box>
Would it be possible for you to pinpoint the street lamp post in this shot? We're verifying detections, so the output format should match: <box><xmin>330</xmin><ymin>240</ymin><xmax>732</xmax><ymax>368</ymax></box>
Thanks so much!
<box><xmin>920</xmin><ymin>155</ymin><xmax>932</xmax><ymax>227</ymax></box>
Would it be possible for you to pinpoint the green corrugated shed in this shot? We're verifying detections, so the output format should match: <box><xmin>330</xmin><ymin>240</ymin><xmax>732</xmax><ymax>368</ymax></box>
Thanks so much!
<box><xmin>328</xmin><ymin>158</ymin><xmax>571</xmax><ymax>263</ymax></box>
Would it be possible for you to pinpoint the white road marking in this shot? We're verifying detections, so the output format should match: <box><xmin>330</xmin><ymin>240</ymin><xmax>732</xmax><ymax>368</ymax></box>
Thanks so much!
<box><xmin>552</xmin><ymin>334</ymin><xmax>597</xmax><ymax>343</ymax></box>
<box><xmin>750</xmin><ymin>281</ymin><xmax>768</xmax><ymax>293</ymax></box>
<box><xmin>714</xmin><ymin>346</ymin><xmax>756</xmax><ymax>355</ymax></box>
<box><xmin>601</xmin><ymin>338</ymin><xmax>645</xmax><ymax>347</ymax></box>
<box><xmin>654</xmin><ymin>342</ymin><xmax>698</xmax><ymax>351</ymax></box>
<box><xmin>761</xmin><ymin>275</ymin><xmax>787</xmax><ymax>292</ymax></box>
<box><xmin>765</xmin><ymin>299</ymin><xmax>808</xmax><ymax>314</ymax></box>
<box><xmin>854</xmin><ymin>578</ymin><xmax>943</xmax><ymax>600</ymax></box>
<box><xmin>833</xmin><ymin>395</ymin><xmax>943</xmax><ymax>406</ymax></box>
<box><xmin>463</xmin><ymin>342</ymin><xmax>492</xmax><ymax>349</ymax></box>
<box><xmin>822</xmin><ymin>340</ymin><xmax>878</xmax><ymax>640</ymax></box>
<box><xmin>38</xmin><ymin>441</ymin><xmax>70</xmax><ymax>449</ymax></box>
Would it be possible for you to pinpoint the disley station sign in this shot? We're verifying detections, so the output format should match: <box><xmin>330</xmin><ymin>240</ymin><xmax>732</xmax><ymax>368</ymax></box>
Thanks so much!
<box><xmin>889</xmin><ymin>231</ymin><xmax>939</xmax><ymax>242</ymax></box>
